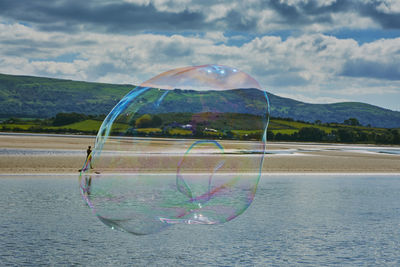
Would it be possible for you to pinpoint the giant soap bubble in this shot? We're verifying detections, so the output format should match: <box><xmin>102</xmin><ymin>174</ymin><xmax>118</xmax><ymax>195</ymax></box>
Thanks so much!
<box><xmin>80</xmin><ymin>64</ymin><xmax>270</xmax><ymax>235</ymax></box>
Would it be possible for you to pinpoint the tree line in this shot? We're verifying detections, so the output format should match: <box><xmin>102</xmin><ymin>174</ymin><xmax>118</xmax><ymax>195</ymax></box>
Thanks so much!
<box><xmin>269</xmin><ymin>127</ymin><xmax>400</xmax><ymax>144</ymax></box>
<box><xmin>1</xmin><ymin>112</ymin><xmax>399</xmax><ymax>145</ymax></box>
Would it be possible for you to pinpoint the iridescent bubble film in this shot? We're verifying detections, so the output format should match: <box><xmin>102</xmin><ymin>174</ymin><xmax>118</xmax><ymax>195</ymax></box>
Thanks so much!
<box><xmin>80</xmin><ymin>64</ymin><xmax>270</xmax><ymax>235</ymax></box>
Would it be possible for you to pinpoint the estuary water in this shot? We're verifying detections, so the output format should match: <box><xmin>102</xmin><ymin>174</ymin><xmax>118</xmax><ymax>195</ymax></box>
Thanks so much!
<box><xmin>1</xmin><ymin>174</ymin><xmax>400</xmax><ymax>266</ymax></box>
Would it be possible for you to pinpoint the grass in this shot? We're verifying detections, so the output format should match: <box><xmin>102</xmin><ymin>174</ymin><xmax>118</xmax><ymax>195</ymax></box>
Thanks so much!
<box><xmin>1</xmin><ymin>117</ymin><xmax>398</xmax><ymax>145</ymax></box>
<box><xmin>271</xmin><ymin>129</ymin><xmax>298</xmax><ymax>135</ymax></box>
<box><xmin>168</xmin><ymin>128</ymin><xmax>192</xmax><ymax>135</ymax></box>
<box><xmin>0</xmin><ymin>118</ymin><xmax>375</xmax><ymax>136</ymax></box>
<box><xmin>232</xmin><ymin>130</ymin><xmax>263</xmax><ymax>135</ymax></box>
<box><xmin>1</xmin><ymin>119</ymin><xmax>128</xmax><ymax>133</ymax></box>
<box><xmin>136</xmin><ymin>128</ymin><xmax>162</xmax><ymax>134</ymax></box>
<box><xmin>203</xmin><ymin>131</ymin><xmax>223</xmax><ymax>137</ymax></box>
<box><xmin>1</xmin><ymin>123</ymin><xmax>34</xmax><ymax>130</ymax></box>
<box><xmin>51</xmin><ymin>120</ymin><xmax>103</xmax><ymax>131</ymax></box>
<box><xmin>269</xmin><ymin>119</ymin><xmax>334</xmax><ymax>134</ymax></box>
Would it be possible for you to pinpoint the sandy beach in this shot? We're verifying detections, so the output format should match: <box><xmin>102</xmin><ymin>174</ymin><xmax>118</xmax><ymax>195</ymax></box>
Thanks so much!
<box><xmin>0</xmin><ymin>133</ymin><xmax>399</xmax><ymax>174</ymax></box>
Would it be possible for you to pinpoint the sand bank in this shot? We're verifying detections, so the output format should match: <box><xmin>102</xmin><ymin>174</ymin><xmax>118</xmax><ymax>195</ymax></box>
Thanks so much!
<box><xmin>0</xmin><ymin>133</ymin><xmax>399</xmax><ymax>174</ymax></box>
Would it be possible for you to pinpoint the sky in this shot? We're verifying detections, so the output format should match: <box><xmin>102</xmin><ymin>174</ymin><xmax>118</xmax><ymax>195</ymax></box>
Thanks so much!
<box><xmin>0</xmin><ymin>0</ymin><xmax>399</xmax><ymax>111</ymax></box>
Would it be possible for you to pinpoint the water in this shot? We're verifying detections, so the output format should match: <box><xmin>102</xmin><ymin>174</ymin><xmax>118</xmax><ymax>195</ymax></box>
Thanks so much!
<box><xmin>1</xmin><ymin>174</ymin><xmax>400</xmax><ymax>266</ymax></box>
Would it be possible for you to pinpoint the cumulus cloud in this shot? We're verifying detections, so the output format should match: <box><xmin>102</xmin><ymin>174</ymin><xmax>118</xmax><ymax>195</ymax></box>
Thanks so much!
<box><xmin>1</xmin><ymin>0</ymin><xmax>400</xmax><ymax>110</ymax></box>
<box><xmin>1</xmin><ymin>23</ymin><xmax>399</xmax><ymax>94</ymax></box>
<box><xmin>339</xmin><ymin>37</ymin><xmax>400</xmax><ymax>80</ymax></box>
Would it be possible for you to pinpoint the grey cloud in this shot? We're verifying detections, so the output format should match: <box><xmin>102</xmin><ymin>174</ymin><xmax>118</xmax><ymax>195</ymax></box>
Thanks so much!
<box><xmin>222</xmin><ymin>10</ymin><xmax>258</xmax><ymax>31</ymax></box>
<box><xmin>0</xmin><ymin>39</ymin><xmax>63</xmax><ymax>58</ymax></box>
<box><xmin>1</xmin><ymin>39</ymin><xmax>66</xmax><ymax>49</ymax></box>
<box><xmin>297</xmin><ymin>0</ymin><xmax>351</xmax><ymax>15</ymax></box>
<box><xmin>0</xmin><ymin>0</ymin><xmax>206</xmax><ymax>33</ymax></box>
<box><xmin>157</xmin><ymin>40</ymin><xmax>193</xmax><ymax>58</ymax></box>
<box><xmin>263</xmin><ymin>0</ymin><xmax>399</xmax><ymax>28</ymax></box>
<box><xmin>256</xmin><ymin>0</ymin><xmax>347</xmax><ymax>26</ymax></box>
<box><xmin>89</xmin><ymin>62</ymin><xmax>122</xmax><ymax>78</ymax></box>
<box><xmin>268</xmin><ymin>0</ymin><xmax>302</xmax><ymax>23</ymax></box>
<box><xmin>312</xmin><ymin>37</ymin><xmax>328</xmax><ymax>52</ymax></box>
<box><xmin>359</xmin><ymin>1</ymin><xmax>400</xmax><ymax>29</ymax></box>
<box><xmin>341</xmin><ymin>59</ymin><xmax>400</xmax><ymax>81</ymax></box>
<box><xmin>253</xmin><ymin>0</ymin><xmax>399</xmax><ymax>29</ymax></box>
<box><xmin>83</xmin><ymin>60</ymin><xmax>139</xmax><ymax>81</ymax></box>
<box><xmin>268</xmin><ymin>73</ymin><xmax>310</xmax><ymax>87</ymax></box>
<box><xmin>3</xmin><ymin>47</ymin><xmax>43</xmax><ymax>58</ymax></box>
<box><xmin>0</xmin><ymin>37</ymin><xmax>97</xmax><ymax>58</ymax></box>
<box><xmin>249</xmin><ymin>65</ymin><xmax>286</xmax><ymax>78</ymax></box>
<box><xmin>1</xmin><ymin>0</ymin><xmax>400</xmax><ymax>35</ymax></box>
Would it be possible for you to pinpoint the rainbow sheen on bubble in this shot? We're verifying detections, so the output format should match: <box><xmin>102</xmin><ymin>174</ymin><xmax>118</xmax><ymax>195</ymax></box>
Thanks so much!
<box><xmin>79</xmin><ymin>64</ymin><xmax>270</xmax><ymax>235</ymax></box>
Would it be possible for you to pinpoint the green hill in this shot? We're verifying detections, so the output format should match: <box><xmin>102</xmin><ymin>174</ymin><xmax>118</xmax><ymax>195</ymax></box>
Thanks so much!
<box><xmin>1</xmin><ymin>73</ymin><xmax>400</xmax><ymax>128</ymax></box>
<box><xmin>267</xmin><ymin>94</ymin><xmax>400</xmax><ymax>128</ymax></box>
<box><xmin>0</xmin><ymin>73</ymin><xmax>132</xmax><ymax>118</ymax></box>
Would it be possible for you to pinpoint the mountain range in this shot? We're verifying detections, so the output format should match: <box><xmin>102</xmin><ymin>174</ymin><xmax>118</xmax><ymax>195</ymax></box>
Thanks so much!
<box><xmin>1</xmin><ymin>73</ymin><xmax>399</xmax><ymax>128</ymax></box>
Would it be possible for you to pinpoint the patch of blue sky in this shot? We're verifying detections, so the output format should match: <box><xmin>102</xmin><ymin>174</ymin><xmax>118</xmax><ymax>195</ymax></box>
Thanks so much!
<box><xmin>141</xmin><ymin>30</ymin><xmax>295</xmax><ymax>47</ymax></box>
<box><xmin>1</xmin><ymin>20</ymin><xmax>28</xmax><ymax>26</ymax></box>
<box><xmin>142</xmin><ymin>30</ymin><xmax>199</xmax><ymax>38</ymax></box>
<box><xmin>325</xmin><ymin>29</ymin><xmax>400</xmax><ymax>44</ymax></box>
<box><xmin>224</xmin><ymin>30</ymin><xmax>299</xmax><ymax>46</ymax></box>
<box><xmin>18</xmin><ymin>21</ymin><xmax>32</xmax><ymax>27</ymax></box>
<box><xmin>223</xmin><ymin>32</ymin><xmax>257</xmax><ymax>46</ymax></box>
<box><xmin>31</xmin><ymin>53</ymin><xmax>80</xmax><ymax>63</ymax></box>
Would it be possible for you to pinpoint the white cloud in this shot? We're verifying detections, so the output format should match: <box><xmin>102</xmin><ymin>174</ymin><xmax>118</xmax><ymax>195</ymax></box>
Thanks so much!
<box><xmin>329</xmin><ymin>12</ymin><xmax>378</xmax><ymax>31</ymax></box>
<box><xmin>275</xmin><ymin>93</ymin><xmax>350</xmax><ymax>104</ymax></box>
<box><xmin>1</xmin><ymin>22</ymin><xmax>400</xmax><ymax>110</ymax></box>
<box><xmin>204</xmin><ymin>3</ymin><xmax>237</xmax><ymax>22</ymax></box>
<box><xmin>204</xmin><ymin>31</ymin><xmax>228</xmax><ymax>43</ymax></box>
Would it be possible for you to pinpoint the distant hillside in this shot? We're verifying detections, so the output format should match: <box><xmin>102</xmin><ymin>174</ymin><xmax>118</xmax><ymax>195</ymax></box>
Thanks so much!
<box><xmin>267</xmin><ymin>94</ymin><xmax>400</xmax><ymax>128</ymax></box>
<box><xmin>0</xmin><ymin>73</ymin><xmax>132</xmax><ymax>118</ymax></box>
<box><xmin>1</xmin><ymin>73</ymin><xmax>400</xmax><ymax>128</ymax></box>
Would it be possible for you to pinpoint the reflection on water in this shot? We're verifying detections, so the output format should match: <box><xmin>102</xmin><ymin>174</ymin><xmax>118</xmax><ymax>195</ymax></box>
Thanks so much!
<box><xmin>1</xmin><ymin>174</ymin><xmax>400</xmax><ymax>266</ymax></box>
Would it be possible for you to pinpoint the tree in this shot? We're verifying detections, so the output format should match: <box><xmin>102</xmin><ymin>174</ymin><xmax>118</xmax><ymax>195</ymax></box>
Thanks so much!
<box><xmin>298</xmin><ymin>127</ymin><xmax>326</xmax><ymax>141</ymax></box>
<box><xmin>267</xmin><ymin>130</ymin><xmax>274</xmax><ymax>141</ymax></box>
<box><xmin>391</xmin><ymin>129</ymin><xmax>400</xmax><ymax>144</ymax></box>
<box><xmin>337</xmin><ymin>128</ymin><xmax>357</xmax><ymax>143</ymax></box>
<box><xmin>344</xmin><ymin>118</ymin><xmax>360</xmax><ymax>126</ymax></box>
<box><xmin>152</xmin><ymin>115</ymin><xmax>162</xmax><ymax>127</ymax></box>
<box><xmin>135</xmin><ymin>114</ymin><xmax>152</xmax><ymax>128</ymax></box>
<box><xmin>52</xmin><ymin>112</ymin><xmax>87</xmax><ymax>126</ymax></box>
<box><xmin>135</xmin><ymin>114</ymin><xmax>163</xmax><ymax>128</ymax></box>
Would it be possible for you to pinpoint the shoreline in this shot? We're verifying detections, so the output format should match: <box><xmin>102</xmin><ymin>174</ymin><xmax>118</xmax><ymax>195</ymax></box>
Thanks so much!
<box><xmin>3</xmin><ymin>131</ymin><xmax>400</xmax><ymax>147</ymax></box>
<box><xmin>1</xmin><ymin>133</ymin><xmax>400</xmax><ymax>174</ymax></box>
<box><xmin>1</xmin><ymin>172</ymin><xmax>400</xmax><ymax>178</ymax></box>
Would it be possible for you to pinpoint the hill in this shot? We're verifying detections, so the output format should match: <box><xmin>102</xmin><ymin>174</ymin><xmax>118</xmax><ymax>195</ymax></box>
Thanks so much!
<box><xmin>0</xmin><ymin>73</ymin><xmax>132</xmax><ymax>118</ymax></box>
<box><xmin>1</xmin><ymin>73</ymin><xmax>400</xmax><ymax>128</ymax></box>
<box><xmin>267</xmin><ymin>94</ymin><xmax>400</xmax><ymax>128</ymax></box>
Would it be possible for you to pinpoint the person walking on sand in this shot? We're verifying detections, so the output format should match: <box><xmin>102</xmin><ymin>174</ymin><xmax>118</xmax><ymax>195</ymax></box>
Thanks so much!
<box><xmin>86</xmin><ymin>145</ymin><xmax>93</xmax><ymax>169</ymax></box>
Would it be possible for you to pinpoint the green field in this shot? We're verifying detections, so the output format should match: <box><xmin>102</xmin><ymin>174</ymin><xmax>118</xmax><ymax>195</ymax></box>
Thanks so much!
<box><xmin>0</xmin><ymin>119</ymin><xmax>127</xmax><ymax>133</ymax></box>
<box><xmin>269</xmin><ymin>119</ymin><xmax>334</xmax><ymax>133</ymax></box>
<box><xmin>0</xmin><ymin>118</ymin><xmax>395</xmax><ymax>136</ymax></box>
<box><xmin>136</xmin><ymin>128</ymin><xmax>163</xmax><ymax>134</ymax></box>
<box><xmin>168</xmin><ymin>128</ymin><xmax>192</xmax><ymax>136</ymax></box>
<box><xmin>1</xmin><ymin>116</ymin><xmax>399</xmax><ymax>144</ymax></box>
